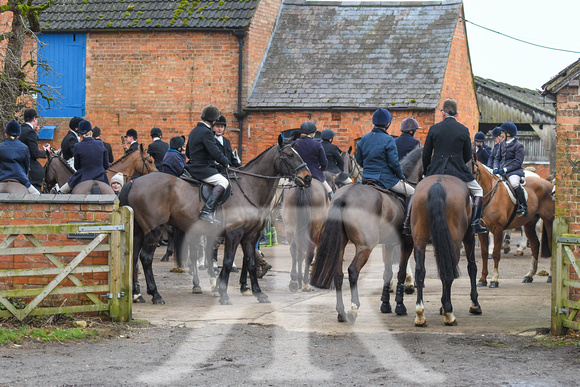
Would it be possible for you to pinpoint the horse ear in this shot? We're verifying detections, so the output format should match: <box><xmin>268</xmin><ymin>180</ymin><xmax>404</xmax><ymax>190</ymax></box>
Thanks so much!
<box><xmin>348</xmin><ymin>146</ymin><xmax>352</xmax><ymax>154</ymax></box>
<box><xmin>278</xmin><ymin>134</ymin><xmax>284</xmax><ymax>147</ymax></box>
<box><xmin>472</xmin><ymin>151</ymin><xmax>478</xmax><ymax>162</ymax></box>
<box><xmin>140</xmin><ymin>143</ymin><xmax>144</xmax><ymax>153</ymax></box>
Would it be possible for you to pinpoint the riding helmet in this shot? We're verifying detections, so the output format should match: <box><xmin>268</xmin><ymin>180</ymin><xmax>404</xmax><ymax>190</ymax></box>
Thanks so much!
<box><xmin>78</xmin><ymin>120</ymin><xmax>92</xmax><ymax>135</ymax></box>
<box><xmin>215</xmin><ymin>115</ymin><xmax>227</xmax><ymax>127</ymax></box>
<box><xmin>5</xmin><ymin>120</ymin><xmax>21</xmax><ymax>136</ymax></box>
<box><xmin>125</xmin><ymin>128</ymin><xmax>138</xmax><ymax>138</ymax></box>
<box><xmin>372</xmin><ymin>108</ymin><xmax>393</xmax><ymax>127</ymax></box>
<box><xmin>320</xmin><ymin>129</ymin><xmax>334</xmax><ymax>140</ymax></box>
<box><xmin>201</xmin><ymin>105</ymin><xmax>221</xmax><ymax>122</ymax></box>
<box><xmin>491</xmin><ymin>127</ymin><xmax>502</xmax><ymax>138</ymax></box>
<box><xmin>150</xmin><ymin>127</ymin><xmax>162</xmax><ymax>138</ymax></box>
<box><xmin>400</xmin><ymin>118</ymin><xmax>420</xmax><ymax>132</ymax></box>
<box><xmin>474</xmin><ymin>132</ymin><xmax>486</xmax><ymax>142</ymax></box>
<box><xmin>300</xmin><ymin>121</ymin><xmax>317</xmax><ymax>134</ymax></box>
<box><xmin>69</xmin><ymin>116</ymin><xmax>83</xmax><ymax>131</ymax></box>
<box><xmin>170</xmin><ymin>135</ymin><xmax>185</xmax><ymax>150</ymax></box>
<box><xmin>500</xmin><ymin>122</ymin><xmax>517</xmax><ymax>137</ymax></box>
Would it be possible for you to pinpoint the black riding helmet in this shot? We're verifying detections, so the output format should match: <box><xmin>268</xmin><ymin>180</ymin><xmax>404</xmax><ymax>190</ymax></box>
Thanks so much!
<box><xmin>300</xmin><ymin>121</ymin><xmax>317</xmax><ymax>135</ymax></box>
<box><xmin>321</xmin><ymin>129</ymin><xmax>334</xmax><ymax>140</ymax></box>
<box><xmin>201</xmin><ymin>105</ymin><xmax>221</xmax><ymax>123</ymax></box>
<box><xmin>215</xmin><ymin>115</ymin><xmax>227</xmax><ymax>127</ymax></box>
<box><xmin>150</xmin><ymin>127</ymin><xmax>162</xmax><ymax>138</ymax></box>
<box><xmin>170</xmin><ymin>136</ymin><xmax>185</xmax><ymax>150</ymax></box>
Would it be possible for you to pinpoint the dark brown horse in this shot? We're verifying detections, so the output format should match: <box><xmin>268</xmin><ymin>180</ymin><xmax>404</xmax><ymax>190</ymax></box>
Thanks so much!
<box><xmin>71</xmin><ymin>180</ymin><xmax>115</xmax><ymax>194</ymax></box>
<box><xmin>473</xmin><ymin>161</ymin><xmax>554</xmax><ymax>287</ymax></box>
<box><xmin>281</xmin><ymin>179</ymin><xmax>328</xmax><ymax>292</ymax></box>
<box><xmin>120</xmin><ymin>137</ymin><xmax>311</xmax><ymax>304</ymax></box>
<box><xmin>404</xmin><ymin>175</ymin><xmax>482</xmax><ymax>326</ymax></box>
<box><xmin>0</xmin><ymin>181</ymin><xmax>29</xmax><ymax>194</ymax></box>
<box><xmin>43</xmin><ymin>155</ymin><xmax>74</xmax><ymax>193</ymax></box>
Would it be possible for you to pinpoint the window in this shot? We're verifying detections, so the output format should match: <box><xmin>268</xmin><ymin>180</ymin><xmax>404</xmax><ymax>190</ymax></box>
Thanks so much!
<box><xmin>37</xmin><ymin>33</ymin><xmax>86</xmax><ymax>117</ymax></box>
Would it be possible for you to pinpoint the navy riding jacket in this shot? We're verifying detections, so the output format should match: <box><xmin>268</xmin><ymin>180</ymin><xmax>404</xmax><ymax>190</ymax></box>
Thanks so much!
<box><xmin>356</xmin><ymin>126</ymin><xmax>404</xmax><ymax>190</ymax></box>
<box><xmin>161</xmin><ymin>148</ymin><xmax>186</xmax><ymax>177</ymax></box>
<box><xmin>0</xmin><ymin>138</ymin><xmax>32</xmax><ymax>188</ymax></box>
<box><xmin>185</xmin><ymin>122</ymin><xmax>229</xmax><ymax>180</ymax></box>
<box><xmin>292</xmin><ymin>136</ymin><xmax>327</xmax><ymax>182</ymax></box>
<box><xmin>492</xmin><ymin>138</ymin><xmax>525</xmax><ymax>178</ymax></box>
<box><xmin>67</xmin><ymin>137</ymin><xmax>110</xmax><ymax>188</ymax></box>
<box><xmin>395</xmin><ymin>132</ymin><xmax>421</xmax><ymax>161</ymax></box>
<box><xmin>475</xmin><ymin>143</ymin><xmax>492</xmax><ymax>166</ymax></box>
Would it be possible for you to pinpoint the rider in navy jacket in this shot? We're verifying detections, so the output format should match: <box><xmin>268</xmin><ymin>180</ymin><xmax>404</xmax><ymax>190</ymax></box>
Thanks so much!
<box><xmin>395</xmin><ymin>118</ymin><xmax>421</xmax><ymax>161</ymax></box>
<box><xmin>0</xmin><ymin>120</ymin><xmax>40</xmax><ymax>194</ymax></box>
<box><xmin>320</xmin><ymin>129</ymin><xmax>351</xmax><ymax>185</ymax></box>
<box><xmin>58</xmin><ymin>121</ymin><xmax>109</xmax><ymax>193</ymax></box>
<box><xmin>473</xmin><ymin>131</ymin><xmax>492</xmax><ymax>166</ymax></box>
<box><xmin>161</xmin><ymin>136</ymin><xmax>186</xmax><ymax>177</ymax></box>
<box><xmin>487</xmin><ymin>127</ymin><xmax>503</xmax><ymax>168</ymax></box>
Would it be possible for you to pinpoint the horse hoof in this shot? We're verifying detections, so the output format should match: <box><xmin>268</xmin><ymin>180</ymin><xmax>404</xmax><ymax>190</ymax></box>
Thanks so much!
<box><xmin>414</xmin><ymin>318</ymin><xmax>427</xmax><ymax>327</ymax></box>
<box><xmin>404</xmin><ymin>285</ymin><xmax>415</xmax><ymax>295</ymax></box>
<box><xmin>152</xmin><ymin>297</ymin><xmax>165</xmax><ymax>305</ymax></box>
<box><xmin>192</xmin><ymin>286</ymin><xmax>202</xmax><ymax>294</ymax></box>
<box><xmin>240</xmin><ymin>287</ymin><xmax>252</xmax><ymax>296</ymax></box>
<box><xmin>469</xmin><ymin>305</ymin><xmax>483</xmax><ymax>315</ymax></box>
<box><xmin>219</xmin><ymin>297</ymin><xmax>232</xmax><ymax>305</ymax></box>
<box><xmin>257</xmin><ymin>293</ymin><xmax>270</xmax><ymax>303</ymax></box>
<box><xmin>547</xmin><ymin>276</ymin><xmax>552</xmax><ymax>283</ymax></box>
<box><xmin>288</xmin><ymin>281</ymin><xmax>299</xmax><ymax>293</ymax></box>
<box><xmin>444</xmin><ymin>319</ymin><xmax>458</xmax><ymax>326</ymax></box>
<box><xmin>160</xmin><ymin>255</ymin><xmax>170</xmax><ymax>262</ymax></box>
<box><xmin>515</xmin><ymin>251</ymin><xmax>524</xmax><ymax>256</ymax></box>
<box><xmin>477</xmin><ymin>280</ymin><xmax>487</xmax><ymax>287</ymax></box>
<box><xmin>489</xmin><ymin>282</ymin><xmax>499</xmax><ymax>288</ymax></box>
<box><xmin>346</xmin><ymin>311</ymin><xmax>357</xmax><ymax>325</ymax></box>
<box><xmin>337</xmin><ymin>313</ymin><xmax>347</xmax><ymax>323</ymax></box>
<box><xmin>301</xmin><ymin>285</ymin><xmax>313</xmax><ymax>292</ymax></box>
<box><xmin>522</xmin><ymin>277</ymin><xmax>534</xmax><ymax>283</ymax></box>
<box><xmin>380</xmin><ymin>302</ymin><xmax>392</xmax><ymax>314</ymax></box>
<box><xmin>503</xmin><ymin>248</ymin><xmax>510</xmax><ymax>254</ymax></box>
<box><xmin>133</xmin><ymin>295</ymin><xmax>146</xmax><ymax>303</ymax></box>
<box><xmin>395</xmin><ymin>304</ymin><xmax>407</xmax><ymax>316</ymax></box>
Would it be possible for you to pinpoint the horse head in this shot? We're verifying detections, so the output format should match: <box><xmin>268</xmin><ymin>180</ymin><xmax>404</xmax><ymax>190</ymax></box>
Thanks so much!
<box><xmin>277</xmin><ymin>134</ymin><xmax>311</xmax><ymax>188</ymax></box>
<box><xmin>137</xmin><ymin>143</ymin><xmax>157</xmax><ymax>175</ymax></box>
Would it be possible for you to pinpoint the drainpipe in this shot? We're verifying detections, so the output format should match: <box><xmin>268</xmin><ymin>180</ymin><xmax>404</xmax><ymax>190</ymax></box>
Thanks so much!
<box><xmin>233</xmin><ymin>29</ymin><xmax>247</xmax><ymax>163</ymax></box>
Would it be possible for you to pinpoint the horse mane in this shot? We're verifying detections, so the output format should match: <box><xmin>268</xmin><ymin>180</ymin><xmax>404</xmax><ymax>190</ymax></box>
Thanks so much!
<box><xmin>48</xmin><ymin>154</ymin><xmax>75</xmax><ymax>174</ymax></box>
<box><xmin>400</xmin><ymin>146</ymin><xmax>423</xmax><ymax>178</ymax></box>
<box><xmin>240</xmin><ymin>144</ymin><xmax>277</xmax><ymax>170</ymax></box>
<box><xmin>110</xmin><ymin>149</ymin><xmax>138</xmax><ymax>167</ymax></box>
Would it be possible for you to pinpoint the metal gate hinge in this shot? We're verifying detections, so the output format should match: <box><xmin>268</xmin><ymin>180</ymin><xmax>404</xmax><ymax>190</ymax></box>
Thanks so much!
<box><xmin>78</xmin><ymin>225</ymin><xmax>125</xmax><ymax>232</ymax></box>
<box><xmin>107</xmin><ymin>292</ymin><xmax>125</xmax><ymax>299</ymax></box>
<box><xmin>554</xmin><ymin>307</ymin><xmax>568</xmax><ymax>314</ymax></box>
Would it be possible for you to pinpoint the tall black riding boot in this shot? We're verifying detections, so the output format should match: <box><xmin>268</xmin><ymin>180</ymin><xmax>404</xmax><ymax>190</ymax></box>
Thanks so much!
<box><xmin>200</xmin><ymin>185</ymin><xmax>226</xmax><ymax>224</ymax></box>
<box><xmin>402</xmin><ymin>194</ymin><xmax>414</xmax><ymax>236</ymax></box>
<box><xmin>515</xmin><ymin>185</ymin><xmax>528</xmax><ymax>217</ymax></box>
<box><xmin>471</xmin><ymin>196</ymin><xmax>488</xmax><ymax>234</ymax></box>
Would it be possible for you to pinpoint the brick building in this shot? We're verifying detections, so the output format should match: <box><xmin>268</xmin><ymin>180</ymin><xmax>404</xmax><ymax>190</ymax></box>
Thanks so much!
<box><xmin>31</xmin><ymin>0</ymin><xmax>475</xmax><ymax>162</ymax></box>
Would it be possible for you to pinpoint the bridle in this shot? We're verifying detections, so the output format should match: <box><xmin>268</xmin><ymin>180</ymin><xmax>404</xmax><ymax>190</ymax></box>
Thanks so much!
<box><xmin>472</xmin><ymin>160</ymin><xmax>500</xmax><ymax>209</ymax></box>
<box><xmin>108</xmin><ymin>149</ymin><xmax>155</xmax><ymax>179</ymax></box>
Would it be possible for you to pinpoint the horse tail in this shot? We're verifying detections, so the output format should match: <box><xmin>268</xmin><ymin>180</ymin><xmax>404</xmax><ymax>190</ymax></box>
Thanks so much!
<box><xmin>428</xmin><ymin>180</ymin><xmax>460</xmax><ymax>282</ymax></box>
<box><xmin>540</xmin><ymin>221</ymin><xmax>551</xmax><ymax>258</ymax></box>
<box><xmin>310</xmin><ymin>196</ymin><xmax>346</xmax><ymax>289</ymax></box>
<box><xmin>90</xmin><ymin>182</ymin><xmax>101</xmax><ymax>194</ymax></box>
<box><xmin>118</xmin><ymin>180</ymin><xmax>133</xmax><ymax>207</ymax></box>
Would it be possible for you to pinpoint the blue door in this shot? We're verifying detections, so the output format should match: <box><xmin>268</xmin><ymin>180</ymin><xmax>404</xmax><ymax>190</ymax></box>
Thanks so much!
<box><xmin>37</xmin><ymin>33</ymin><xmax>86</xmax><ymax>117</ymax></box>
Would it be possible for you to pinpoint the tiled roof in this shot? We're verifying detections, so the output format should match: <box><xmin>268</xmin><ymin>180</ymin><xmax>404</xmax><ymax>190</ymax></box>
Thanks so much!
<box><xmin>541</xmin><ymin>58</ymin><xmax>580</xmax><ymax>96</ymax></box>
<box><xmin>38</xmin><ymin>0</ymin><xmax>260</xmax><ymax>31</ymax></box>
<box><xmin>246</xmin><ymin>0</ymin><xmax>462</xmax><ymax>110</ymax></box>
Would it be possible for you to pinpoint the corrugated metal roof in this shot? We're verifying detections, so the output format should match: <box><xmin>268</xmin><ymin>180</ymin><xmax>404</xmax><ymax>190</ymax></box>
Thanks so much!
<box><xmin>246</xmin><ymin>0</ymin><xmax>463</xmax><ymax>110</ymax></box>
<box><xmin>38</xmin><ymin>0</ymin><xmax>260</xmax><ymax>31</ymax></box>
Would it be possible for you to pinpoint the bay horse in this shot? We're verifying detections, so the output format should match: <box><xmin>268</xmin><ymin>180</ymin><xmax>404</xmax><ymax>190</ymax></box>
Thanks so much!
<box><xmin>120</xmin><ymin>136</ymin><xmax>311</xmax><ymax>305</ymax></box>
<box><xmin>473</xmin><ymin>161</ymin><xmax>554</xmax><ymax>287</ymax></box>
<box><xmin>281</xmin><ymin>179</ymin><xmax>328</xmax><ymax>292</ymax></box>
<box><xmin>0</xmin><ymin>181</ymin><xmax>29</xmax><ymax>194</ymax></box>
<box><xmin>308</xmin><ymin>146</ymin><xmax>426</xmax><ymax>324</ymax></box>
<box><xmin>405</xmin><ymin>175</ymin><xmax>481</xmax><ymax>326</ymax></box>
<box><xmin>71</xmin><ymin>180</ymin><xmax>115</xmax><ymax>194</ymax></box>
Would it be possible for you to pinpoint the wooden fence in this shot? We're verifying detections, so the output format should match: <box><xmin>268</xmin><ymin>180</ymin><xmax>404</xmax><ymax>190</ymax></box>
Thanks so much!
<box><xmin>552</xmin><ymin>218</ymin><xmax>580</xmax><ymax>334</ymax></box>
<box><xmin>0</xmin><ymin>205</ymin><xmax>133</xmax><ymax>322</ymax></box>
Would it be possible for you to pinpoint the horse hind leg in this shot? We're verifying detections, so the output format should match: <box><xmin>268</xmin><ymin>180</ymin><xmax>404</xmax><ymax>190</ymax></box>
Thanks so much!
<box><xmin>381</xmin><ymin>244</ymin><xmax>394</xmax><ymax>314</ymax></box>
<box><xmin>523</xmin><ymin>221</ymin><xmax>541</xmax><ymax>283</ymax></box>
<box><xmin>464</xmin><ymin>232</ymin><xmax>482</xmax><ymax>315</ymax></box>
<box><xmin>141</xmin><ymin>227</ymin><xmax>165</xmax><ymax>304</ymax></box>
<box><xmin>132</xmin><ymin>224</ymin><xmax>146</xmax><ymax>303</ymax></box>
<box><xmin>346</xmin><ymin>247</ymin><xmax>372</xmax><ymax>324</ymax></box>
<box><xmin>414</xmin><ymin>246</ymin><xmax>427</xmax><ymax>327</ymax></box>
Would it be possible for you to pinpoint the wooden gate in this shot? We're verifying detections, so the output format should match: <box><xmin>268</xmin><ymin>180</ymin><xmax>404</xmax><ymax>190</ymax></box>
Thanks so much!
<box><xmin>552</xmin><ymin>218</ymin><xmax>580</xmax><ymax>334</ymax></box>
<box><xmin>0</xmin><ymin>206</ymin><xmax>133</xmax><ymax>322</ymax></box>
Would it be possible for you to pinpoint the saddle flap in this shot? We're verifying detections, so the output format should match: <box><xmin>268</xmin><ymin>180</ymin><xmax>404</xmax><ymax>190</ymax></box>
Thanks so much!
<box><xmin>200</xmin><ymin>183</ymin><xmax>232</xmax><ymax>205</ymax></box>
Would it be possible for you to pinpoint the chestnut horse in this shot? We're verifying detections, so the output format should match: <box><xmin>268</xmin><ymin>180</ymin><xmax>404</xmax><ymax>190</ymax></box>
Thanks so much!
<box><xmin>281</xmin><ymin>179</ymin><xmax>328</xmax><ymax>292</ymax></box>
<box><xmin>404</xmin><ymin>175</ymin><xmax>482</xmax><ymax>326</ymax></box>
<box><xmin>120</xmin><ymin>137</ymin><xmax>311</xmax><ymax>305</ymax></box>
<box><xmin>473</xmin><ymin>161</ymin><xmax>554</xmax><ymax>287</ymax></box>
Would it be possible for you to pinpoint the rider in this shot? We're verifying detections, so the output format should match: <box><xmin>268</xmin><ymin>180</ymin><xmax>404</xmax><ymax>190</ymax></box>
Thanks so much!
<box><xmin>124</xmin><ymin>128</ymin><xmax>139</xmax><ymax>155</ymax></box>
<box><xmin>473</xmin><ymin>132</ymin><xmax>492</xmax><ymax>166</ymax></box>
<box><xmin>185</xmin><ymin>105</ymin><xmax>230</xmax><ymax>224</ymax></box>
<box><xmin>19</xmin><ymin>108</ymin><xmax>51</xmax><ymax>192</ymax></box>
<box><xmin>395</xmin><ymin>117</ymin><xmax>421</xmax><ymax>161</ymax></box>
<box><xmin>61</xmin><ymin>116</ymin><xmax>82</xmax><ymax>167</ymax></box>
<box><xmin>147</xmin><ymin>127</ymin><xmax>169</xmax><ymax>170</ymax></box>
<box><xmin>492</xmin><ymin>122</ymin><xmax>527</xmax><ymax>217</ymax></box>
<box><xmin>487</xmin><ymin>127</ymin><xmax>503</xmax><ymax>168</ymax></box>
<box><xmin>356</xmin><ymin>108</ymin><xmax>415</xmax><ymax>230</ymax></box>
<box><xmin>422</xmin><ymin>98</ymin><xmax>487</xmax><ymax>234</ymax></box>
<box><xmin>0</xmin><ymin>120</ymin><xmax>40</xmax><ymax>194</ymax></box>
<box><xmin>161</xmin><ymin>136</ymin><xmax>187</xmax><ymax>177</ymax></box>
<box><xmin>58</xmin><ymin>120</ymin><xmax>110</xmax><ymax>194</ymax></box>
<box><xmin>213</xmin><ymin>115</ymin><xmax>241</xmax><ymax>172</ymax></box>
<box><xmin>292</xmin><ymin>122</ymin><xmax>332</xmax><ymax>200</ymax></box>
<box><xmin>320</xmin><ymin>129</ymin><xmax>352</xmax><ymax>186</ymax></box>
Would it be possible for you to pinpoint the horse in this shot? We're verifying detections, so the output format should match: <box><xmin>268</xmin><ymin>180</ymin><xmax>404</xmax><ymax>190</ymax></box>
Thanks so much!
<box><xmin>308</xmin><ymin>147</ymin><xmax>424</xmax><ymax>324</ymax></box>
<box><xmin>120</xmin><ymin>136</ymin><xmax>311</xmax><ymax>305</ymax></box>
<box><xmin>323</xmin><ymin>147</ymin><xmax>361</xmax><ymax>189</ymax></box>
<box><xmin>0</xmin><ymin>180</ymin><xmax>29</xmax><ymax>194</ymax></box>
<box><xmin>71</xmin><ymin>180</ymin><xmax>115</xmax><ymax>194</ymax></box>
<box><xmin>402</xmin><ymin>175</ymin><xmax>482</xmax><ymax>326</ymax></box>
<box><xmin>281</xmin><ymin>179</ymin><xmax>328</xmax><ymax>292</ymax></box>
<box><xmin>43</xmin><ymin>155</ymin><xmax>75</xmax><ymax>193</ymax></box>
<box><xmin>473</xmin><ymin>161</ymin><xmax>555</xmax><ymax>287</ymax></box>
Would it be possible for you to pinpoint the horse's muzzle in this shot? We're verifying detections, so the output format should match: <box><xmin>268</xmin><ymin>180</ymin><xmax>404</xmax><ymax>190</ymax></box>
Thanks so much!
<box><xmin>294</xmin><ymin>172</ymin><xmax>312</xmax><ymax>188</ymax></box>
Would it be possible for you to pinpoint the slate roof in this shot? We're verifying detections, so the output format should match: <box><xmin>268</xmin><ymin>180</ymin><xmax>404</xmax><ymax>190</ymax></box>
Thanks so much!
<box><xmin>38</xmin><ymin>0</ymin><xmax>260</xmax><ymax>31</ymax></box>
<box><xmin>541</xmin><ymin>58</ymin><xmax>580</xmax><ymax>96</ymax></box>
<box><xmin>246</xmin><ymin>0</ymin><xmax>462</xmax><ymax>110</ymax></box>
<box><xmin>475</xmin><ymin>76</ymin><xmax>556</xmax><ymax>125</ymax></box>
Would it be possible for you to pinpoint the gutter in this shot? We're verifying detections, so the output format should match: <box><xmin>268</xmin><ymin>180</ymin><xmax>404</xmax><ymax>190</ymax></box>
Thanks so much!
<box><xmin>233</xmin><ymin>30</ymin><xmax>248</xmax><ymax>163</ymax></box>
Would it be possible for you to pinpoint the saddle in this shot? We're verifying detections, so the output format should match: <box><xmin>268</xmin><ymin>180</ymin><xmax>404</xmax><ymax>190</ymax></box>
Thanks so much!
<box><xmin>362</xmin><ymin>179</ymin><xmax>407</xmax><ymax>209</ymax></box>
<box><xmin>500</xmin><ymin>177</ymin><xmax>528</xmax><ymax>206</ymax></box>
<box><xmin>179</xmin><ymin>170</ymin><xmax>232</xmax><ymax>205</ymax></box>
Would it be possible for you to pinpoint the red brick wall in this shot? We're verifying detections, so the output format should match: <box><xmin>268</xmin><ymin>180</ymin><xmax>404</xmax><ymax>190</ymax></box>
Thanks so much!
<box><xmin>0</xmin><ymin>196</ymin><xmax>118</xmax><ymax>307</ymax></box>
<box><xmin>439</xmin><ymin>11</ymin><xmax>478</xmax><ymax>135</ymax></box>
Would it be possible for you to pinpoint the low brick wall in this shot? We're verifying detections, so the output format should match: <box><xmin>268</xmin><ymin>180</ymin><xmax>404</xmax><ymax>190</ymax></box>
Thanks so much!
<box><xmin>0</xmin><ymin>194</ymin><xmax>119</xmax><ymax>310</ymax></box>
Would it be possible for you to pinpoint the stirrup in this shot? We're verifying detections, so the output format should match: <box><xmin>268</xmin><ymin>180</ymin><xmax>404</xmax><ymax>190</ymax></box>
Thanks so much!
<box><xmin>471</xmin><ymin>221</ymin><xmax>488</xmax><ymax>234</ymax></box>
<box><xmin>200</xmin><ymin>211</ymin><xmax>221</xmax><ymax>224</ymax></box>
<box><xmin>516</xmin><ymin>206</ymin><xmax>528</xmax><ymax>217</ymax></box>
<box><xmin>402</xmin><ymin>223</ymin><xmax>412</xmax><ymax>236</ymax></box>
